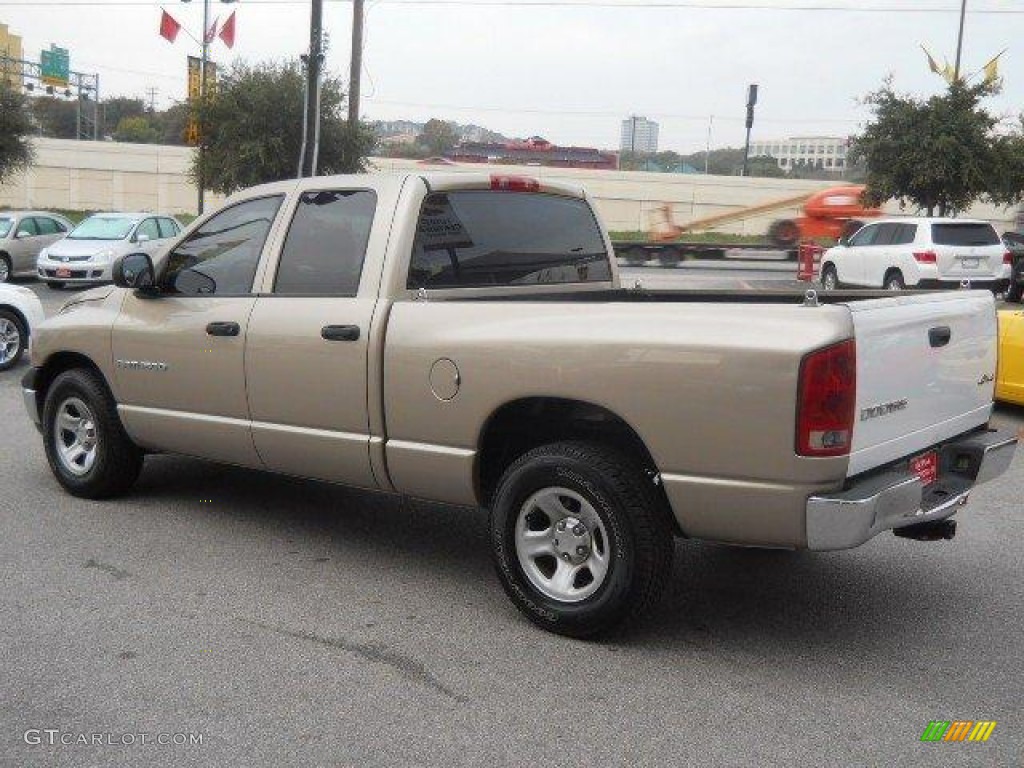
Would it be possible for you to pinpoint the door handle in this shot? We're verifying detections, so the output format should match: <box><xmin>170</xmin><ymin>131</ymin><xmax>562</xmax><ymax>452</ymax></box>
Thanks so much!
<box><xmin>206</xmin><ymin>321</ymin><xmax>240</xmax><ymax>337</ymax></box>
<box><xmin>929</xmin><ymin>326</ymin><xmax>951</xmax><ymax>348</ymax></box>
<box><xmin>321</xmin><ymin>324</ymin><xmax>360</xmax><ymax>342</ymax></box>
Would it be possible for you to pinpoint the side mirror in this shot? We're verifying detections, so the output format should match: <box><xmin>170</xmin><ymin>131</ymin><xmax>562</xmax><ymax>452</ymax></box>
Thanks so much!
<box><xmin>113</xmin><ymin>252</ymin><xmax>157</xmax><ymax>293</ymax></box>
<box><xmin>134</xmin><ymin>233</ymin><xmax>150</xmax><ymax>244</ymax></box>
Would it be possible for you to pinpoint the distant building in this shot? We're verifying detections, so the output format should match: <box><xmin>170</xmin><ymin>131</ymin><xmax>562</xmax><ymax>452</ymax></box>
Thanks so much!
<box><xmin>749</xmin><ymin>136</ymin><xmax>849</xmax><ymax>172</ymax></box>
<box><xmin>0</xmin><ymin>22</ymin><xmax>25</xmax><ymax>90</ymax></box>
<box><xmin>447</xmin><ymin>136</ymin><xmax>617</xmax><ymax>171</ymax></box>
<box><xmin>620</xmin><ymin>116</ymin><xmax>659</xmax><ymax>154</ymax></box>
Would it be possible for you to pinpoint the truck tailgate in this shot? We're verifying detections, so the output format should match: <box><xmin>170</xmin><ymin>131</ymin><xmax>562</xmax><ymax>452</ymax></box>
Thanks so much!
<box><xmin>846</xmin><ymin>290</ymin><xmax>996</xmax><ymax>476</ymax></box>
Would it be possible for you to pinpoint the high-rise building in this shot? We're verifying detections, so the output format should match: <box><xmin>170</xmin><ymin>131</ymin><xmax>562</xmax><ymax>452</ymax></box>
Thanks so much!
<box><xmin>0</xmin><ymin>22</ymin><xmax>25</xmax><ymax>90</ymax></box>
<box><xmin>620</xmin><ymin>116</ymin><xmax>659</xmax><ymax>154</ymax></box>
<box><xmin>748</xmin><ymin>136</ymin><xmax>849</xmax><ymax>172</ymax></box>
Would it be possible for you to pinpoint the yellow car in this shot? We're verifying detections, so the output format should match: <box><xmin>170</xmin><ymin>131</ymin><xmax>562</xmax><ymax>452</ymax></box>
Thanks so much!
<box><xmin>997</xmin><ymin>310</ymin><xmax>1024</xmax><ymax>405</ymax></box>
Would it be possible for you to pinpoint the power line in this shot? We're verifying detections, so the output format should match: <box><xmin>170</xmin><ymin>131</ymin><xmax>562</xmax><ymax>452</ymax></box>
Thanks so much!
<box><xmin>363</xmin><ymin>97</ymin><xmax>864</xmax><ymax>123</ymax></box>
<box><xmin>0</xmin><ymin>0</ymin><xmax>1022</xmax><ymax>11</ymax></box>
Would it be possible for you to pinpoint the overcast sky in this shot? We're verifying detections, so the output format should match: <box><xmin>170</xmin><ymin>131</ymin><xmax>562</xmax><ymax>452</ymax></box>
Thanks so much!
<box><xmin>2</xmin><ymin>0</ymin><xmax>1021</xmax><ymax>152</ymax></box>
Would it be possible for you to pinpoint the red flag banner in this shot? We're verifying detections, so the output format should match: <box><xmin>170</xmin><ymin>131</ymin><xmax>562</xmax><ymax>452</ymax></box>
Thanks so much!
<box><xmin>205</xmin><ymin>16</ymin><xmax>219</xmax><ymax>44</ymax></box>
<box><xmin>218</xmin><ymin>10</ymin><xmax>236</xmax><ymax>49</ymax></box>
<box><xmin>159</xmin><ymin>10</ymin><xmax>181</xmax><ymax>43</ymax></box>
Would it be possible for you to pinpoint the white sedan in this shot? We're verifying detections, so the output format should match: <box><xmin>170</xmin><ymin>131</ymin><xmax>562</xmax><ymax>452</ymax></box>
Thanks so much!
<box><xmin>0</xmin><ymin>283</ymin><xmax>45</xmax><ymax>371</ymax></box>
<box><xmin>38</xmin><ymin>212</ymin><xmax>182</xmax><ymax>289</ymax></box>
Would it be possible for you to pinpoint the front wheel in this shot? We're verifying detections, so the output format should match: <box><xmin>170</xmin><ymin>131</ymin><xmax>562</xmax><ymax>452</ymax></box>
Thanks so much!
<box><xmin>0</xmin><ymin>309</ymin><xmax>25</xmax><ymax>371</ymax></box>
<box><xmin>820</xmin><ymin>264</ymin><xmax>839</xmax><ymax>291</ymax></box>
<box><xmin>0</xmin><ymin>255</ymin><xmax>11</xmax><ymax>283</ymax></box>
<box><xmin>490</xmin><ymin>441</ymin><xmax>674</xmax><ymax>638</ymax></box>
<box><xmin>42</xmin><ymin>368</ymin><xmax>143</xmax><ymax>498</ymax></box>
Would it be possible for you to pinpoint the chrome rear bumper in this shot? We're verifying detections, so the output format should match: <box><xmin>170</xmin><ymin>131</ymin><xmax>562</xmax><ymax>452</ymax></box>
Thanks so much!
<box><xmin>806</xmin><ymin>428</ymin><xmax>1017</xmax><ymax>550</ymax></box>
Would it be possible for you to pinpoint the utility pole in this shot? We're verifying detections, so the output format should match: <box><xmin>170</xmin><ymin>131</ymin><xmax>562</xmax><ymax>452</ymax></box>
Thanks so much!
<box><xmin>348</xmin><ymin>0</ymin><xmax>364</xmax><ymax>127</ymax></box>
<box><xmin>741</xmin><ymin>84</ymin><xmax>758</xmax><ymax>177</ymax></box>
<box><xmin>704</xmin><ymin>114</ymin><xmax>713</xmax><ymax>175</ymax></box>
<box><xmin>953</xmin><ymin>0</ymin><xmax>967</xmax><ymax>82</ymax></box>
<box><xmin>299</xmin><ymin>0</ymin><xmax>324</xmax><ymax>177</ymax></box>
<box><xmin>146</xmin><ymin>86</ymin><xmax>159</xmax><ymax>113</ymax></box>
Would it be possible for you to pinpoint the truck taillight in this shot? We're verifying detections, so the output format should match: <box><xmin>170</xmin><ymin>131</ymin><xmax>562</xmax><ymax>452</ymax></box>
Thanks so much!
<box><xmin>490</xmin><ymin>175</ymin><xmax>540</xmax><ymax>192</ymax></box>
<box><xmin>796</xmin><ymin>339</ymin><xmax>856</xmax><ymax>457</ymax></box>
<box><xmin>913</xmin><ymin>251</ymin><xmax>937</xmax><ymax>264</ymax></box>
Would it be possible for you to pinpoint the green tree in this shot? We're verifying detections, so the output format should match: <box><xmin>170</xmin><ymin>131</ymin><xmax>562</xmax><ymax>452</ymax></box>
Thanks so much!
<box><xmin>0</xmin><ymin>83</ymin><xmax>35</xmax><ymax>182</ymax></box>
<box><xmin>417</xmin><ymin>118</ymin><xmax>459</xmax><ymax>156</ymax></box>
<box><xmin>193</xmin><ymin>59</ymin><xmax>376</xmax><ymax>195</ymax></box>
<box><xmin>851</xmin><ymin>80</ymin><xmax>1023</xmax><ymax>216</ymax></box>
<box><xmin>113</xmin><ymin>115</ymin><xmax>160</xmax><ymax>144</ymax></box>
<box><xmin>30</xmin><ymin>95</ymin><xmax>78</xmax><ymax>139</ymax></box>
<box><xmin>155</xmin><ymin>101</ymin><xmax>190</xmax><ymax>146</ymax></box>
<box><xmin>102</xmin><ymin>97</ymin><xmax>147</xmax><ymax>136</ymax></box>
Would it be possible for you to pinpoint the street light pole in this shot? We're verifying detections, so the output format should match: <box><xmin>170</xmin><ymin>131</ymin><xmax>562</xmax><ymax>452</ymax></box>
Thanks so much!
<box><xmin>953</xmin><ymin>0</ymin><xmax>967</xmax><ymax>82</ymax></box>
<box><xmin>197</xmin><ymin>0</ymin><xmax>210</xmax><ymax>214</ymax></box>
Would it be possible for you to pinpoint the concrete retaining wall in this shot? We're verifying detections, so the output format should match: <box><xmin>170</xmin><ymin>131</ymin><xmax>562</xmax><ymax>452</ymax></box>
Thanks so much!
<box><xmin>1</xmin><ymin>138</ymin><xmax>1017</xmax><ymax>235</ymax></box>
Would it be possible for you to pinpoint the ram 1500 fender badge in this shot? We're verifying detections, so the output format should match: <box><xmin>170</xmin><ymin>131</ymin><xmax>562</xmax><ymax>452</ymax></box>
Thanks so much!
<box><xmin>977</xmin><ymin>373</ymin><xmax>994</xmax><ymax>386</ymax></box>
<box><xmin>860</xmin><ymin>398</ymin><xmax>908</xmax><ymax>421</ymax></box>
<box><xmin>116</xmin><ymin>359</ymin><xmax>169</xmax><ymax>372</ymax></box>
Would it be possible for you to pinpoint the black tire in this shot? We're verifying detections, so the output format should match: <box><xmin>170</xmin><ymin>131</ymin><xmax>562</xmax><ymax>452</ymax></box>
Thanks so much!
<box><xmin>46</xmin><ymin>281</ymin><xmax>65</xmax><ymax>290</ymax></box>
<box><xmin>490</xmin><ymin>441</ymin><xmax>674</xmax><ymax>638</ymax></box>
<box><xmin>768</xmin><ymin>219</ymin><xmax>801</xmax><ymax>249</ymax></box>
<box><xmin>658</xmin><ymin>246</ymin><xmax>682</xmax><ymax>267</ymax></box>
<box><xmin>0</xmin><ymin>254</ymin><xmax>11</xmax><ymax>283</ymax></box>
<box><xmin>623</xmin><ymin>246</ymin><xmax>647</xmax><ymax>266</ymax></box>
<box><xmin>1007</xmin><ymin>264</ymin><xmax>1023</xmax><ymax>303</ymax></box>
<box><xmin>0</xmin><ymin>308</ymin><xmax>26</xmax><ymax>371</ymax></box>
<box><xmin>820</xmin><ymin>263</ymin><xmax>839</xmax><ymax>291</ymax></box>
<box><xmin>884</xmin><ymin>269</ymin><xmax>905</xmax><ymax>291</ymax></box>
<box><xmin>42</xmin><ymin>368</ymin><xmax>143</xmax><ymax>499</ymax></box>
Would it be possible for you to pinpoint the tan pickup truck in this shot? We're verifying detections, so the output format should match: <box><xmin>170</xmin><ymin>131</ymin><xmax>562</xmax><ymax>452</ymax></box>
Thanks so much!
<box><xmin>22</xmin><ymin>173</ymin><xmax>1018</xmax><ymax>637</ymax></box>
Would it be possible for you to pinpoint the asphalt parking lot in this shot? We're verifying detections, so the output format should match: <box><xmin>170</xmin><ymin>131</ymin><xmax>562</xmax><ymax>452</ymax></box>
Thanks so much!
<box><xmin>2</xmin><ymin>278</ymin><xmax>1022</xmax><ymax>767</ymax></box>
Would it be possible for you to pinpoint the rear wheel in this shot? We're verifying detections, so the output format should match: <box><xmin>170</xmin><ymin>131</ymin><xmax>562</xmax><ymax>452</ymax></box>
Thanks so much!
<box><xmin>768</xmin><ymin>219</ymin><xmax>801</xmax><ymax>249</ymax></box>
<box><xmin>820</xmin><ymin>263</ymin><xmax>839</xmax><ymax>291</ymax></box>
<box><xmin>884</xmin><ymin>270</ymin><xmax>905</xmax><ymax>291</ymax></box>
<box><xmin>0</xmin><ymin>254</ymin><xmax>11</xmax><ymax>283</ymax></box>
<box><xmin>490</xmin><ymin>441</ymin><xmax>674</xmax><ymax>638</ymax></box>
<box><xmin>1007</xmin><ymin>262</ymin><xmax>1023</xmax><ymax>303</ymax></box>
<box><xmin>42</xmin><ymin>369</ymin><xmax>143</xmax><ymax>498</ymax></box>
<box><xmin>658</xmin><ymin>246</ymin><xmax>682</xmax><ymax>267</ymax></box>
<box><xmin>623</xmin><ymin>246</ymin><xmax>647</xmax><ymax>266</ymax></box>
<box><xmin>0</xmin><ymin>309</ymin><xmax>25</xmax><ymax>371</ymax></box>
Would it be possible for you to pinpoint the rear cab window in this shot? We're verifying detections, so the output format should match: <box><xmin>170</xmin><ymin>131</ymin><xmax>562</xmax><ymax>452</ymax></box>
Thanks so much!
<box><xmin>931</xmin><ymin>222</ymin><xmax>1000</xmax><ymax>246</ymax></box>
<box><xmin>407</xmin><ymin>190</ymin><xmax>611</xmax><ymax>289</ymax></box>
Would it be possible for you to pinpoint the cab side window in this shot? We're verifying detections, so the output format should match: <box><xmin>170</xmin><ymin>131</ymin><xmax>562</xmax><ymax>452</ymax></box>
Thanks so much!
<box><xmin>136</xmin><ymin>218</ymin><xmax>161</xmax><ymax>242</ymax></box>
<box><xmin>32</xmin><ymin>217</ymin><xmax>60</xmax><ymax>235</ymax></box>
<box><xmin>872</xmin><ymin>223</ymin><xmax>901</xmax><ymax>245</ymax></box>
<box><xmin>157</xmin><ymin>218</ymin><xmax>179</xmax><ymax>239</ymax></box>
<box><xmin>161</xmin><ymin>196</ymin><xmax>283</xmax><ymax>296</ymax></box>
<box><xmin>274</xmin><ymin>190</ymin><xmax>376</xmax><ymax>296</ymax></box>
<box><xmin>848</xmin><ymin>224</ymin><xmax>880</xmax><ymax>247</ymax></box>
<box><xmin>16</xmin><ymin>218</ymin><xmax>38</xmax><ymax>238</ymax></box>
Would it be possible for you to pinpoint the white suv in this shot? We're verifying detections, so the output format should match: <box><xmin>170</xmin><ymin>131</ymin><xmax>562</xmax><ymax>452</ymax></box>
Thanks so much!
<box><xmin>820</xmin><ymin>218</ymin><xmax>1011</xmax><ymax>292</ymax></box>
